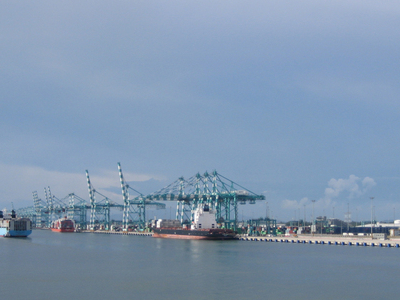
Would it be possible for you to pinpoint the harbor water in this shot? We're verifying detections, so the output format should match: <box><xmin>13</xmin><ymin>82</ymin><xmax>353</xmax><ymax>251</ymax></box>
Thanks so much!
<box><xmin>1</xmin><ymin>230</ymin><xmax>399</xmax><ymax>299</ymax></box>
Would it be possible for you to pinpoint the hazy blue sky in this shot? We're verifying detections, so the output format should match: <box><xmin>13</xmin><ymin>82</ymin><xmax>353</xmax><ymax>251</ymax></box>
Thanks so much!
<box><xmin>1</xmin><ymin>1</ymin><xmax>399</xmax><ymax>221</ymax></box>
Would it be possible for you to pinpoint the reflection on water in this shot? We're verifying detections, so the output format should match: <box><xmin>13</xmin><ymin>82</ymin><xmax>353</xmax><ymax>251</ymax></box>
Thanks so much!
<box><xmin>2</xmin><ymin>230</ymin><xmax>400</xmax><ymax>300</ymax></box>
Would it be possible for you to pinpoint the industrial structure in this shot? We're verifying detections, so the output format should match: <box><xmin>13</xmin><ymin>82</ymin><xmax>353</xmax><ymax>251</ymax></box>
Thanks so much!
<box><xmin>147</xmin><ymin>171</ymin><xmax>265</xmax><ymax>230</ymax></box>
<box><xmin>16</xmin><ymin>164</ymin><xmax>265</xmax><ymax>231</ymax></box>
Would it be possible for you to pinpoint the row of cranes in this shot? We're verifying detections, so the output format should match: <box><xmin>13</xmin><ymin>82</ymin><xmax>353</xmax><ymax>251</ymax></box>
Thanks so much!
<box><xmin>18</xmin><ymin>163</ymin><xmax>265</xmax><ymax>231</ymax></box>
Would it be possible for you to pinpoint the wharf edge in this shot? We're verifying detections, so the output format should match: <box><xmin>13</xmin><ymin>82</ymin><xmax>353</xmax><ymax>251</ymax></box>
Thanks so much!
<box><xmin>78</xmin><ymin>230</ymin><xmax>400</xmax><ymax>247</ymax></box>
<box><xmin>239</xmin><ymin>234</ymin><xmax>400</xmax><ymax>248</ymax></box>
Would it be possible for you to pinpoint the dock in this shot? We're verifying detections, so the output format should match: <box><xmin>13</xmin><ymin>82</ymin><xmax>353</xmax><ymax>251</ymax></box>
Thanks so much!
<box><xmin>81</xmin><ymin>230</ymin><xmax>153</xmax><ymax>236</ymax></box>
<box><xmin>78</xmin><ymin>230</ymin><xmax>400</xmax><ymax>248</ymax></box>
<box><xmin>239</xmin><ymin>234</ymin><xmax>400</xmax><ymax>248</ymax></box>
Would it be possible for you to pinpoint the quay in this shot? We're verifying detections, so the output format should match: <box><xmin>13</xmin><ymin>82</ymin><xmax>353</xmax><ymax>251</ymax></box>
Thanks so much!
<box><xmin>79</xmin><ymin>230</ymin><xmax>400</xmax><ymax>248</ymax></box>
<box><xmin>238</xmin><ymin>234</ymin><xmax>400</xmax><ymax>248</ymax></box>
<box><xmin>81</xmin><ymin>230</ymin><xmax>153</xmax><ymax>236</ymax></box>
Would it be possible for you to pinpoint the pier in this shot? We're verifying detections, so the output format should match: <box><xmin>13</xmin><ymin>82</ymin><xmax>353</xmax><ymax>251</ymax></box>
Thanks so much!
<box><xmin>81</xmin><ymin>230</ymin><xmax>153</xmax><ymax>236</ymax></box>
<box><xmin>78</xmin><ymin>230</ymin><xmax>400</xmax><ymax>248</ymax></box>
<box><xmin>239</xmin><ymin>234</ymin><xmax>400</xmax><ymax>248</ymax></box>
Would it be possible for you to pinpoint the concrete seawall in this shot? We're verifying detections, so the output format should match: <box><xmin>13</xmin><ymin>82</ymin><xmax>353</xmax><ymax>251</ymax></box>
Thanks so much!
<box><xmin>81</xmin><ymin>230</ymin><xmax>152</xmax><ymax>236</ymax></box>
<box><xmin>79</xmin><ymin>230</ymin><xmax>400</xmax><ymax>247</ymax></box>
<box><xmin>238</xmin><ymin>234</ymin><xmax>400</xmax><ymax>248</ymax></box>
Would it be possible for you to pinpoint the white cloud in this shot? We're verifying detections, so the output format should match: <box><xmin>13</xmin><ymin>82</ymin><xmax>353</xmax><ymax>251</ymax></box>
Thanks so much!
<box><xmin>281</xmin><ymin>175</ymin><xmax>376</xmax><ymax>213</ymax></box>
<box><xmin>362</xmin><ymin>177</ymin><xmax>376</xmax><ymax>190</ymax></box>
<box><xmin>282</xmin><ymin>199</ymin><xmax>299</xmax><ymax>209</ymax></box>
<box><xmin>281</xmin><ymin>197</ymin><xmax>309</xmax><ymax>210</ymax></box>
<box><xmin>0</xmin><ymin>163</ymin><xmax>162</xmax><ymax>209</ymax></box>
<box><xmin>324</xmin><ymin>174</ymin><xmax>376</xmax><ymax>201</ymax></box>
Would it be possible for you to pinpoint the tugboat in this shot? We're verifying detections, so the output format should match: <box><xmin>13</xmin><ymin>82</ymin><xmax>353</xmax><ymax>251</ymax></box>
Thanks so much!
<box><xmin>152</xmin><ymin>204</ymin><xmax>237</xmax><ymax>240</ymax></box>
<box><xmin>50</xmin><ymin>217</ymin><xmax>75</xmax><ymax>232</ymax></box>
<box><xmin>0</xmin><ymin>209</ymin><xmax>32</xmax><ymax>237</ymax></box>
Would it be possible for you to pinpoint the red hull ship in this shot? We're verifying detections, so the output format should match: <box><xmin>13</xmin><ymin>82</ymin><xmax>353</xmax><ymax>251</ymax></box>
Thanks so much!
<box><xmin>152</xmin><ymin>228</ymin><xmax>236</xmax><ymax>240</ymax></box>
<box><xmin>50</xmin><ymin>218</ymin><xmax>75</xmax><ymax>232</ymax></box>
<box><xmin>152</xmin><ymin>204</ymin><xmax>237</xmax><ymax>240</ymax></box>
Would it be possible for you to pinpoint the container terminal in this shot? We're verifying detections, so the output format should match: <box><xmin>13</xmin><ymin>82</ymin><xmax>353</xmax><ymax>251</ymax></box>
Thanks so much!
<box><xmin>13</xmin><ymin>162</ymin><xmax>400</xmax><ymax>246</ymax></box>
<box><xmin>16</xmin><ymin>162</ymin><xmax>265</xmax><ymax>232</ymax></box>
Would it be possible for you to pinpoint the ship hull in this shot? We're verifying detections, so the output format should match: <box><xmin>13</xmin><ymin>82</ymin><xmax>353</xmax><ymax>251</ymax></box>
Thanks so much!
<box><xmin>1</xmin><ymin>217</ymin><xmax>32</xmax><ymax>237</ymax></box>
<box><xmin>0</xmin><ymin>228</ymin><xmax>32</xmax><ymax>237</ymax></box>
<box><xmin>50</xmin><ymin>228</ymin><xmax>74</xmax><ymax>233</ymax></box>
<box><xmin>152</xmin><ymin>228</ymin><xmax>237</xmax><ymax>240</ymax></box>
<box><xmin>50</xmin><ymin>218</ymin><xmax>75</xmax><ymax>232</ymax></box>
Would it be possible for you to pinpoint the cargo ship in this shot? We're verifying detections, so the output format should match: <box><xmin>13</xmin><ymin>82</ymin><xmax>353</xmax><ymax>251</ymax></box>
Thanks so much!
<box><xmin>0</xmin><ymin>210</ymin><xmax>32</xmax><ymax>237</ymax></box>
<box><xmin>152</xmin><ymin>204</ymin><xmax>237</xmax><ymax>240</ymax></box>
<box><xmin>50</xmin><ymin>217</ymin><xmax>75</xmax><ymax>232</ymax></box>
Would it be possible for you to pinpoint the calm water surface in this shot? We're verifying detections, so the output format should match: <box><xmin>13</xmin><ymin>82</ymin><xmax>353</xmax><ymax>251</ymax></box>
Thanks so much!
<box><xmin>1</xmin><ymin>230</ymin><xmax>399</xmax><ymax>299</ymax></box>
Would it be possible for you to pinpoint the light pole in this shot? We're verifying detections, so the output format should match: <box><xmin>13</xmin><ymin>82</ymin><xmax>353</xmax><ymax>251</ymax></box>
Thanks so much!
<box><xmin>298</xmin><ymin>208</ymin><xmax>301</xmax><ymax>227</ymax></box>
<box><xmin>355</xmin><ymin>208</ymin><xmax>358</xmax><ymax>227</ymax></box>
<box><xmin>370</xmin><ymin>197</ymin><xmax>374</xmax><ymax>238</ymax></box>
<box><xmin>347</xmin><ymin>202</ymin><xmax>350</xmax><ymax>232</ymax></box>
<box><xmin>265</xmin><ymin>202</ymin><xmax>268</xmax><ymax>234</ymax></box>
<box><xmin>312</xmin><ymin>200</ymin><xmax>316</xmax><ymax>234</ymax></box>
<box><xmin>373</xmin><ymin>206</ymin><xmax>376</xmax><ymax>223</ymax></box>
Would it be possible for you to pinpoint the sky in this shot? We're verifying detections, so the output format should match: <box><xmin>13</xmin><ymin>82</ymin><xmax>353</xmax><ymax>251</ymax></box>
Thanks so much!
<box><xmin>1</xmin><ymin>1</ymin><xmax>400</xmax><ymax>222</ymax></box>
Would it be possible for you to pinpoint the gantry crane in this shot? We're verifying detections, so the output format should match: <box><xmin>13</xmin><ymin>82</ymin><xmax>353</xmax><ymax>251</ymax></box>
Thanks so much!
<box><xmin>146</xmin><ymin>170</ymin><xmax>265</xmax><ymax>230</ymax></box>
<box><xmin>26</xmin><ymin>166</ymin><xmax>263</xmax><ymax>232</ymax></box>
<box><xmin>86</xmin><ymin>170</ymin><xmax>123</xmax><ymax>230</ymax></box>
<box><xmin>118</xmin><ymin>162</ymin><xmax>165</xmax><ymax>231</ymax></box>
